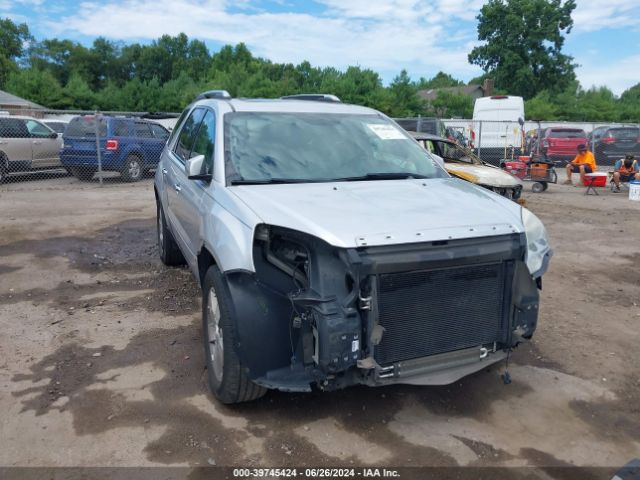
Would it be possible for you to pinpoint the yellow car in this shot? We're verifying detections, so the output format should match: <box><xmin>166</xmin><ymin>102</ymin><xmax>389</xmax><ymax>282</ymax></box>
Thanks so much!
<box><xmin>411</xmin><ymin>132</ymin><xmax>524</xmax><ymax>202</ymax></box>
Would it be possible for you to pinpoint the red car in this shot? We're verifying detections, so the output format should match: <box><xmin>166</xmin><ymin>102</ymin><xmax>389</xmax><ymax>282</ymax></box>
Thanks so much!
<box><xmin>536</xmin><ymin>127</ymin><xmax>588</xmax><ymax>164</ymax></box>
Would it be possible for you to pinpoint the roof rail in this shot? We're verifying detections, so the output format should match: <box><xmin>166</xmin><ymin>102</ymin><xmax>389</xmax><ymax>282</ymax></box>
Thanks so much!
<box><xmin>280</xmin><ymin>94</ymin><xmax>341</xmax><ymax>103</ymax></box>
<box><xmin>195</xmin><ymin>90</ymin><xmax>232</xmax><ymax>100</ymax></box>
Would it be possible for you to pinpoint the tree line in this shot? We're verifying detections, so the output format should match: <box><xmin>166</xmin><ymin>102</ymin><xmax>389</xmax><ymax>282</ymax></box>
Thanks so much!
<box><xmin>1</xmin><ymin>13</ymin><xmax>639</xmax><ymax>122</ymax></box>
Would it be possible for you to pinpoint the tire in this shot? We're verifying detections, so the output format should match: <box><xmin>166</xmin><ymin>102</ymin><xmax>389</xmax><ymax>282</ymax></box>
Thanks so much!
<box><xmin>121</xmin><ymin>155</ymin><xmax>143</xmax><ymax>182</ymax></box>
<box><xmin>541</xmin><ymin>182</ymin><xmax>549</xmax><ymax>192</ymax></box>
<box><xmin>70</xmin><ymin>167</ymin><xmax>96</xmax><ymax>181</ymax></box>
<box><xmin>202</xmin><ymin>265</ymin><xmax>267</xmax><ymax>404</ymax></box>
<box><xmin>157</xmin><ymin>203</ymin><xmax>186</xmax><ymax>266</ymax></box>
<box><xmin>531</xmin><ymin>182</ymin><xmax>545</xmax><ymax>193</ymax></box>
<box><xmin>0</xmin><ymin>154</ymin><xmax>7</xmax><ymax>184</ymax></box>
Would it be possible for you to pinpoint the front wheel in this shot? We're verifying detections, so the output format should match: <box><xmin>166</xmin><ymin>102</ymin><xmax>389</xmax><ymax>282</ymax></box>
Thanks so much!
<box><xmin>202</xmin><ymin>265</ymin><xmax>267</xmax><ymax>404</ymax></box>
<box><xmin>121</xmin><ymin>155</ymin><xmax>143</xmax><ymax>182</ymax></box>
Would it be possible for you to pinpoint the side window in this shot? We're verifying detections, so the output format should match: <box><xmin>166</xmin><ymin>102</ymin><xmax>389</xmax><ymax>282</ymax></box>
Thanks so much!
<box><xmin>150</xmin><ymin>124</ymin><xmax>170</xmax><ymax>141</ymax></box>
<box><xmin>134</xmin><ymin>123</ymin><xmax>153</xmax><ymax>138</ymax></box>
<box><xmin>26</xmin><ymin>120</ymin><xmax>53</xmax><ymax>138</ymax></box>
<box><xmin>112</xmin><ymin>120</ymin><xmax>130</xmax><ymax>137</ymax></box>
<box><xmin>189</xmin><ymin>111</ymin><xmax>215</xmax><ymax>175</ymax></box>
<box><xmin>173</xmin><ymin>108</ymin><xmax>205</xmax><ymax>162</ymax></box>
<box><xmin>0</xmin><ymin>119</ymin><xmax>19</xmax><ymax>138</ymax></box>
<box><xmin>167</xmin><ymin>108</ymin><xmax>190</xmax><ymax>146</ymax></box>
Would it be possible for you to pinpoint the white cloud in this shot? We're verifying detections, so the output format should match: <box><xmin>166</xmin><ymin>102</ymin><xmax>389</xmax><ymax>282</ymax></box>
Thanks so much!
<box><xmin>47</xmin><ymin>0</ymin><xmax>483</xmax><ymax>81</ymax></box>
<box><xmin>573</xmin><ymin>0</ymin><xmax>640</xmax><ymax>32</ymax></box>
<box><xmin>576</xmin><ymin>53</ymin><xmax>640</xmax><ymax>95</ymax></box>
<box><xmin>12</xmin><ymin>0</ymin><xmax>636</xmax><ymax>93</ymax></box>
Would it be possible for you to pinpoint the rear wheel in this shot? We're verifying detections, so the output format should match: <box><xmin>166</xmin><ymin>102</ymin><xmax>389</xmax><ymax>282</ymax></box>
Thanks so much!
<box><xmin>202</xmin><ymin>265</ymin><xmax>267</xmax><ymax>404</ymax></box>
<box><xmin>121</xmin><ymin>155</ymin><xmax>143</xmax><ymax>182</ymax></box>
<box><xmin>157</xmin><ymin>203</ymin><xmax>185</xmax><ymax>266</ymax></box>
<box><xmin>0</xmin><ymin>155</ymin><xmax>7</xmax><ymax>184</ymax></box>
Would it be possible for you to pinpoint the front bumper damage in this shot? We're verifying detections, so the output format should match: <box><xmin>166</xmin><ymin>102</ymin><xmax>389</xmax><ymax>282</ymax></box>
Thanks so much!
<box><xmin>225</xmin><ymin>225</ymin><xmax>540</xmax><ymax>392</ymax></box>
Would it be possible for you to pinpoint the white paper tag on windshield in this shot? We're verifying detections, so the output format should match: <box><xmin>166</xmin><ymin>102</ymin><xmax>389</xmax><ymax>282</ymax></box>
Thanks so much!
<box><xmin>367</xmin><ymin>124</ymin><xmax>405</xmax><ymax>140</ymax></box>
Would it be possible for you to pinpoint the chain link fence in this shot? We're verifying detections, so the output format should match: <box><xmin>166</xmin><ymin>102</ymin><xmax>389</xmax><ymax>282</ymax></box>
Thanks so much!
<box><xmin>2</xmin><ymin>109</ymin><xmax>639</xmax><ymax>190</ymax></box>
<box><xmin>397</xmin><ymin>117</ymin><xmax>640</xmax><ymax>168</ymax></box>
<box><xmin>443</xmin><ymin>120</ymin><xmax>640</xmax><ymax>170</ymax></box>
<box><xmin>0</xmin><ymin>109</ymin><xmax>179</xmax><ymax>189</ymax></box>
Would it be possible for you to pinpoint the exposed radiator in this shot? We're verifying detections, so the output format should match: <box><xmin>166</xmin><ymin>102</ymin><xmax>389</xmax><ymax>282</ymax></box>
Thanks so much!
<box><xmin>374</xmin><ymin>262</ymin><xmax>507</xmax><ymax>365</ymax></box>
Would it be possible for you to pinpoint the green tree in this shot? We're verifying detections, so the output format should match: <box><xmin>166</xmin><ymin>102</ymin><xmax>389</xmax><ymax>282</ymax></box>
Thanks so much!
<box><xmin>387</xmin><ymin>70</ymin><xmax>425</xmax><ymax>117</ymax></box>
<box><xmin>415</xmin><ymin>71</ymin><xmax>464</xmax><ymax>90</ymax></box>
<box><xmin>62</xmin><ymin>73</ymin><xmax>97</xmax><ymax>109</ymax></box>
<box><xmin>468</xmin><ymin>0</ymin><xmax>577</xmax><ymax>99</ymax></box>
<box><xmin>0</xmin><ymin>18</ymin><xmax>32</xmax><ymax>86</ymax></box>
<box><xmin>5</xmin><ymin>68</ymin><xmax>64</xmax><ymax>107</ymax></box>
<box><xmin>429</xmin><ymin>91</ymin><xmax>473</xmax><ymax>118</ymax></box>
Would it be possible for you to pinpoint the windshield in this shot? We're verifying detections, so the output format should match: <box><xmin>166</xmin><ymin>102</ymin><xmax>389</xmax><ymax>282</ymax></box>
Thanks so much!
<box><xmin>224</xmin><ymin>113</ymin><xmax>446</xmax><ymax>184</ymax></box>
<box><xmin>436</xmin><ymin>140</ymin><xmax>481</xmax><ymax>165</ymax></box>
<box><xmin>609</xmin><ymin>128</ymin><xmax>639</xmax><ymax>139</ymax></box>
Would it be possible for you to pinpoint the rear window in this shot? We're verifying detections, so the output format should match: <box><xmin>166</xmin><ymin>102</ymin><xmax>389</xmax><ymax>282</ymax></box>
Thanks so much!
<box><xmin>608</xmin><ymin>128</ymin><xmax>639</xmax><ymax>139</ymax></box>
<box><xmin>548</xmin><ymin>129</ymin><xmax>586</xmax><ymax>138</ymax></box>
<box><xmin>66</xmin><ymin>117</ymin><xmax>108</xmax><ymax>137</ymax></box>
<box><xmin>134</xmin><ymin>122</ymin><xmax>154</xmax><ymax>138</ymax></box>
<box><xmin>112</xmin><ymin>120</ymin><xmax>130</xmax><ymax>137</ymax></box>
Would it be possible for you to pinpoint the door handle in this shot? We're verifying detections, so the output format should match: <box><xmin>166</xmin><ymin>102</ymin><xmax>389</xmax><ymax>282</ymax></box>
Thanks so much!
<box><xmin>33</xmin><ymin>141</ymin><xmax>42</xmax><ymax>145</ymax></box>
<box><xmin>174</xmin><ymin>183</ymin><xmax>181</xmax><ymax>192</ymax></box>
<box><xmin>162</xmin><ymin>168</ymin><xmax>168</xmax><ymax>175</ymax></box>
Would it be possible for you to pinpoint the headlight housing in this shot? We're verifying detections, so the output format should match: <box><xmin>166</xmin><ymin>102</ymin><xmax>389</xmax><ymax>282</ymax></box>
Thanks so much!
<box><xmin>521</xmin><ymin>207</ymin><xmax>552</xmax><ymax>278</ymax></box>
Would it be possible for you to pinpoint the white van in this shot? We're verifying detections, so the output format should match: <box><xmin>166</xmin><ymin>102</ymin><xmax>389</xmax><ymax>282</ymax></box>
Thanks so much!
<box><xmin>472</xmin><ymin>96</ymin><xmax>525</xmax><ymax>164</ymax></box>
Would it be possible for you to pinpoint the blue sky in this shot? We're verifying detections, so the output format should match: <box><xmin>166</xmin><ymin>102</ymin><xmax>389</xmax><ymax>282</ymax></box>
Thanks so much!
<box><xmin>3</xmin><ymin>0</ymin><xmax>640</xmax><ymax>95</ymax></box>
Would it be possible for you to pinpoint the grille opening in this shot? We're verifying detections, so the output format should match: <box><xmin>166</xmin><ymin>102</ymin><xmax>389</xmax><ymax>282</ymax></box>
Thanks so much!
<box><xmin>374</xmin><ymin>262</ymin><xmax>507</xmax><ymax>365</ymax></box>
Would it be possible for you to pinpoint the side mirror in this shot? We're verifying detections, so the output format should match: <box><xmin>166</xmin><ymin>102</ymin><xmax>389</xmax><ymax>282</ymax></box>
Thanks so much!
<box><xmin>517</xmin><ymin>117</ymin><xmax>525</xmax><ymax>127</ymax></box>
<box><xmin>185</xmin><ymin>154</ymin><xmax>212</xmax><ymax>181</ymax></box>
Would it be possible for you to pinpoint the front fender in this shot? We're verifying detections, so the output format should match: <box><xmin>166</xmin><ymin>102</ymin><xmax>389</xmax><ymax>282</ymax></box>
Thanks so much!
<box><xmin>202</xmin><ymin>201</ymin><xmax>256</xmax><ymax>272</ymax></box>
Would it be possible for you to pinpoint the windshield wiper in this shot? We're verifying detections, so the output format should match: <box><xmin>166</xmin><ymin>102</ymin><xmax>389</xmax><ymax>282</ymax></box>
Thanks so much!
<box><xmin>335</xmin><ymin>172</ymin><xmax>430</xmax><ymax>181</ymax></box>
<box><xmin>230</xmin><ymin>178</ymin><xmax>322</xmax><ymax>185</ymax></box>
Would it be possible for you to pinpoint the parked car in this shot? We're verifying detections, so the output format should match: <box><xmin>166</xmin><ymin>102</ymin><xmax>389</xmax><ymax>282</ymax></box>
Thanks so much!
<box><xmin>155</xmin><ymin>90</ymin><xmax>552</xmax><ymax>404</ymax></box>
<box><xmin>445</xmin><ymin>127</ymin><xmax>469</xmax><ymax>147</ymax></box>
<box><xmin>43</xmin><ymin>120</ymin><xmax>68</xmax><ymax>137</ymax></box>
<box><xmin>396</xmin><ymin>117</ymin><xmax>446</xmax><ymax>137</ymax></box>
<box><xmin>534</xmin><ymin>127</ymin><xmax>588</xmax><ymax>164</ymax></box>
<box><xmin>0</xmin><ymin>115</ymin><xmax>63</xmax><ymax>183</ymax></box>
<box><xmin>589</xmin><ymin>126</ymin><xmax>640</xmax><ymax>166</ymax></box>
<box><xmin>411</xmin><ymin>132</ymin><xmax>523</xmax><ymax>201</ymax></box>
<box><xmin>60</xmin><ymin>115</ymin><xmax>170</xmax><ymax>181</ymax></box>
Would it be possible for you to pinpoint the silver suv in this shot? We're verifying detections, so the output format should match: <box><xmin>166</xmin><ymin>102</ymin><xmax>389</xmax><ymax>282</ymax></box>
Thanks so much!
<box><xmin>0</xmin><ymin>115</ymin><xmax>63</xmax><ymax>183</ymax></box>
<box><xmin>154</xmin><ymin>91</ymin><xmax>552</xmax><ymax>404</ymax></box>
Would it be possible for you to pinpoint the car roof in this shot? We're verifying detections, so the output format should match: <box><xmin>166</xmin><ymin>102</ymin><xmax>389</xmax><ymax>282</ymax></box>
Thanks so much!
<box><xmin>408</xmin><ymin>131</ymin><xmax>449</xmax><ymax>142</ymax></box>
<box><xmin>196</xmin><ymin>97</ymin><xmax>378</xmax><ymax>115</ymax></box>
<box><xmin>0</xmin><ymin>115</ymin><xmax>41</xmax><ymax>121</ymax></box>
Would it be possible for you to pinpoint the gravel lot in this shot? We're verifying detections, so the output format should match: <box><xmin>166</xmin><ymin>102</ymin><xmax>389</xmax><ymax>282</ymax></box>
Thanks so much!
<box><xmin>0</xmin><ymin>175</ymin><xmax>639</xmax><ymax>477</ymax></box>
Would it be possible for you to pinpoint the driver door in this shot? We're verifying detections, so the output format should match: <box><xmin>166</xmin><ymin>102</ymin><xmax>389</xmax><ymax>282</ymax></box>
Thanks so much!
<box><xmin>166</xmin><ymin>107</ymin><xmax>205</xmax><ymax>260</ymax></box>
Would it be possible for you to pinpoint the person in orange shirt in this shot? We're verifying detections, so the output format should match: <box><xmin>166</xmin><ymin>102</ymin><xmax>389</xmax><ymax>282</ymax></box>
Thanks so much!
<box><xmin>564</xmin><ymin>144</ymin><xmax>596</xmax><ymax>185</ymax></box>
<box><xmin>612</xmin><ymin>154</ymin><xmax>639</xmax><ymax>192</ymax></box>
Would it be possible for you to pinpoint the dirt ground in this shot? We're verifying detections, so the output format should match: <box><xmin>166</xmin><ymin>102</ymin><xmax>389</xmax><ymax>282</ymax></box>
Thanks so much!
<box><xmin>0</xmin><ymin>174</ymin><xmax>639</xmax><ymax>477</ymax></box>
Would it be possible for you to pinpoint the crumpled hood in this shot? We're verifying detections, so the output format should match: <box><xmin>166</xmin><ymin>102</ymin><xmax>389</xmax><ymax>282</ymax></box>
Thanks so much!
<box><xmin>229</xmin><ymin>178</ymin><xmax>524</xmax><ymax>248</ymax></box>
<box><xmin>445</xmin><ymin>164</ymin><xmax>523</xmax><ymax>188</ymax></box>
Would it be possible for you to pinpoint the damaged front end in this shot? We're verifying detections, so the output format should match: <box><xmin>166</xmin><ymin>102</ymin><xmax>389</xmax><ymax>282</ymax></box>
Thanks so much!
<box><xmin>224</xmin><ymin>224</ymin><xmax>541</xmax><ymax>392</ymax></box>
